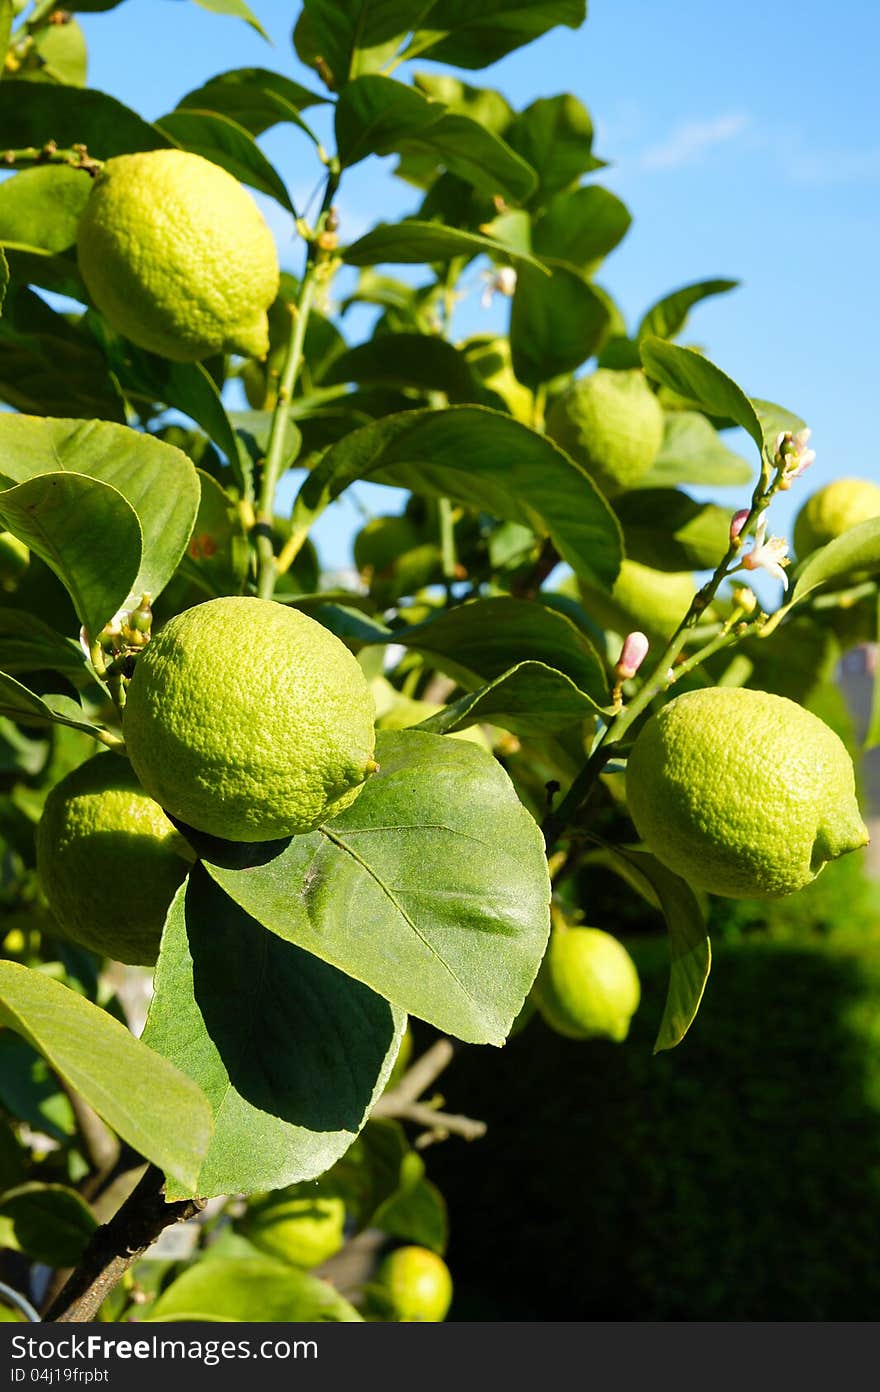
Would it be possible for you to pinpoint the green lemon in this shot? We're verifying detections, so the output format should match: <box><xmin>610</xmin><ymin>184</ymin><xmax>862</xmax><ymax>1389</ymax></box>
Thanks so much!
<box><xmin>626</xmin><ymin>687</ymin><xmax>869</xmax><ymax>899</ymax></box>
<box><xmin>76</xmin><ymin>149</ymin><xmax>280</xmax><ymax>362</ymax></box>
<box><xmin>0</xmin><ymin>531</ymin><xmax>28</xmax><ymax>588</ymax></box>
<box><xmin>546</xmin><ymin>369</ymin><xmax>664</xmax><ymax>496</ymax></box>
<box><xmin>580</xmin><ymin>559</ymin><xmax>697</xmax><ymax>644</ymax></box>
<box><xmin>534</xmin><ymin>923</ymin><xmax>640</xmax><ymax>1042</ymax></box>
<box><xmin>123</xmin><ymin>597</ymin><xmax>376</xmax><ymax>843</ymax></box>
<box><xmin>241</xmin><ymin>1189</ymin><xmax>346</xmax><ymax>1269</ymax></box>
<box><xmin>793</xmin><ymin>477</ymin><xmax>880</xmax><ymax>560</ymax></box>
<box><xmin>35</xmin><ymin>753</ymin><xmax>193</xmax><ymax>965</ymax></box>
<box><xmin>375</xmin><ymin>1246</ymin><xmax>453</xmax><ymax>1322</ymax></box>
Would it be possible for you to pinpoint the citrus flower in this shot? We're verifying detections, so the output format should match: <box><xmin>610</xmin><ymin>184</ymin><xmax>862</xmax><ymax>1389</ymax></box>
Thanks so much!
<box><xmin>774</xmin><ymin>428</ymin><xmax>815</xmax><ymax>489</ymax></box>
<box><xmin>615</xmin><ymin>630</ymin><xmax>649</xmax><ymax>681</ymax></box>
<box><xmin>480</xmin><ymin>265</ymin><xmax>517</xmax><ymax>307</ymax></box>
<box><xmin>739</xmin><ymin>515</ymin><xmax>791</xmax><ymax>588</ymax></box>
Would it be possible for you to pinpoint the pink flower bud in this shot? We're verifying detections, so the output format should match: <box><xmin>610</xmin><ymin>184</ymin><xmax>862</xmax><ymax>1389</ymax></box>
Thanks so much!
<box><xmin>615</xmin><ymin>631</ymin><xmax>649</xmax><ymax>681</ymax></box>
<box><xmin>730</xmin><ymin>509</ymin><xmax>750</xmax><ymax>541</ymax></box>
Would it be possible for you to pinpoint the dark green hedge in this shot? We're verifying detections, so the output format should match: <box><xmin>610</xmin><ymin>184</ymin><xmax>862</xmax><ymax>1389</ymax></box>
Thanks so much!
<box><xmin>429</xmin><ymin>923</ymin><xmax>880</xmax><ymax>1320</ymax></box>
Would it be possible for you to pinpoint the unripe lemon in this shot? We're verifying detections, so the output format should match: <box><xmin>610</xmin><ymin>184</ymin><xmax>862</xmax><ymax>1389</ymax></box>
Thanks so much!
<box><xmin>375</xmin><ymin>1246</ymin><xmax>453</xmax><ymax>1322</ymax></box>
<box><xmin>76</xmin><ymin>150</ymin><xmax>279</xmax><ymax>362</ymax></box>
<box><xmin>580</xmin><ymin>559</ymin><xmax>696</xmax><ymax>644</ymax></box>
<box><xmin>626</xmin><ymin>687</ymin><xmax>869</xmax><ymax>899</ymax></box>
<box><xmin>793</xmin><ymin>477</ymin><xmax>880</xmax><ymax>560</ymax></box>
<box><xmin>534</xmin><ymin>923</ymin><xmax>640</xmax><ymax>1042</ymax></box>
<box><xmin>241</xmin><ymin>1189</ymin><xmax>346</xmax><ymax>1269</ymax></box>
<box><xmin>35</xmin><ymin>753</ymin><xmax>193</xmax><ymax>965</ymax></box>
<box><xmin>123</xmin><ymin>597</ymin><xmax>376</xmax><ymax>843</ymax></box>
<box><xmin>546</xmin><ymin>369</ymin><xmax>664</xmax><ymax>496</ymax></box>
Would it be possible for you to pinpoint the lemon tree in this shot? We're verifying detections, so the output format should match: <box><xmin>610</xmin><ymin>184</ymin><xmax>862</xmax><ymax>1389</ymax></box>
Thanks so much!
<box><xmin>0</xmin><ymin>0</ymin><xmax>875</xmax><ymax>1331</ymax></box>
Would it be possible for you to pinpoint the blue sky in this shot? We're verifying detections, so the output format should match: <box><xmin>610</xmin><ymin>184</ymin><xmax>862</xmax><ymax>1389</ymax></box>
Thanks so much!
<box><xmin>77</xmin><ymin>0</ymin><xmax>880</xmax><ymax>578</ymax></box>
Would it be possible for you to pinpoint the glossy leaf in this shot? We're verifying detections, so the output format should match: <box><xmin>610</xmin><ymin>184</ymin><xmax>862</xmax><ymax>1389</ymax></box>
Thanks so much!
<box><xmin>0</xmin><ymin>324</ymin><xmax>126</xmax><ymax>422</ymax></box>
<box><xmin>298</xmin><ymin>0</ymin><xmax>434</xmax><ymax>85</ymax></box>
<box><xmin>636</xmin><ymin>278</ymin><xmax>739</xmax><ymax>341</ymax></box>
<box><xmin>408</xmin><ymin>0</ymin><xmax>586</xmax><ymax>70</ymax></box>
<box><xmin>190</xmin><ymin>0</ymin><xmax>268</xmax><ymax>36</ymax></box>
<box><xmin>506</xmin><ymin>93</ymin><xmax>601</xmax><ymax>202</ymax></box>
<box><xmin>177</xmin><ymin>470</ymin><xmax>249</xmax><ymax>598</ymax></box>
<box><xmin>0</xmin><ymin>960</ymin><xmax>213</xmax><ymax>1190</ymax></box>
<box><xmin>417</xmin><ymin>660</ymin><xmax>602</xmax><ymax>736</ymax></box>
<box><xmin>206</xmin><ymin>731</ymin><xmax>551</xmax><ymax>1046</ymax></box>
<box><xmin>0</xmin><ymin>474</ymin><xmax>140</xmax><ymax>640</ymax></box>
<box><xmin>0</xmin><ymin>246</ymin><xmax>85</xmax><ymax>301</ymax></box>
<box><xmin>323</xmin><ymin>1118</ymin><xmax>415</xmax><ymax>1230</ymax></box>
<box><xmin>342</xmin><ymin>220</ymin><xmax>545</xmax><ymax>270</ymax></box>
<box><xmin>323</xmin><ymin>333</ymin><xmax>481</xmax><ymax>403</ymax></box>
<box><xmin>637</xmin><ymin>411</ymin><xmax>752</xmax><ymax>489</ymax></box>
<box><xmin>0</xmin><ymin>611</ymin><xmax>87</xmax><ymax>677</ymax></box>
<box><xmin>20</xmin><ymin>18</ymin><xmax>87</xmax><ymax>87</ymax></box>
<box><xmin>0</xmin><ymin>1183</ymin><xmax>96</xmax><ymax>1267</ymax></box>
<box><xmin>148</xmin><ymin>1256</ymin><xmax>361</xmax><ymax>1322</ymax></box>
<box><xmin>392</xmin><ymin>598</ymin><xmax>608</xmax><ymax>700</ymax></box>
<box><xmin>0</xmin><ymin>82</ymin><xmax>173</xmax><ymax>158</ymax></box>
<box><xmin>375</xmin><ymin>1173</ymin><xmax>448</xmax><ymax>1253</ymax></box>
<box><xmin>413</xmin><ymin>72</ymin><xmax>513</xmax><ymax>133</ymax></box>
<box><xmin>294</xmin><ymin>405</ymin><xmax>623</xmax><ymax>589</ymax></box>
<box><xmin>641</xmin><ymin>338</ymin><xmax>764</xmax><ymax>453</ymax></box>
<box><xmin>178</xmin><ymin>68</ymin><xmax>323</xmax><ymax>145</ymax></box>
<box><xmin>791</xmin><ymin>517</ymin><xmax>880</xmax><ymax>607</ymax></box>
<box><xmin>0</xmin><ymin>416</ymin><xmax>200</xmax><ymax>620</ymax></box>
<box><xmin>0</xmin><ymin>673</ymin><xmax>106</xmax><ymax>739</ymax></box>
<box><xmin>0</xmin><ymin>167</ymin><xmax>91</xmax><ymax>255</ymax></box>
<box><xmin>532</xmin><ymin>185</ymin><xmax>631</xmax><ymax>273</ymax></box>
<box><xmin>750</xmin><ymin>398</ymin><xmax>807</xmax><ymax>461</ymax></box>
<box><xmin>614</xmin><ymin>489</ymin><xmax>733</xmax><ymax>571</ymax></box>
<box><xmin>604</xmin><ymin>847</ymin><xmax>710</xmax><ymax>1052</ymax></box>
<box><xmin>510</xmin><ymin>261</ymin><xmax>610</xmax><ymax>388</ymax></box>
<box><xmin>143</xmin><ymin>871</ymin><xmax>405</xmax><ymax>1199</ymax></box>
<box><xmin>156</xmin><ymin>109</ymin><xmax>294</xmax><ymax>211</ymax></box>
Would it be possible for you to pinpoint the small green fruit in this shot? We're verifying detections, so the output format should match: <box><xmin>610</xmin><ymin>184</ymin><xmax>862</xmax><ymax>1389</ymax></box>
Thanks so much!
<box><xmin>534</xmin><ymin>923</ymin><xmax>640</xmax><ymax>1042</ymax></box>
<box><xmin>793</xmin><ymin>477</ymin><xmax>880</xmax><ymax>560</ymax></box>
<box><xmin>580</xmin><ymin>559</ymin><xmax>697</xmax><ymax>645</ymax></box>
<box><xmin>242</xmin><ymin>1188</ymin><xmax>346</xmax><ymax>1269</ymax></box>
<box><xmin>546</xmin><ymin>369</ymin><xmax>664</xmax><ymax>496</ymax></box>
<box><xmin>375</xmin><ymin>1246</ymin><xmax>453</xmax><ymax>1322</ymax></box>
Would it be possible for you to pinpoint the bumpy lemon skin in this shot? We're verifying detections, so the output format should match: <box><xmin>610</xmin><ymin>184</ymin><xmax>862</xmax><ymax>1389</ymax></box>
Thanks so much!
<box><xmin>123</xmin><ymin>597</ymin><xmax>377</xmax><ymax>844</ymax></box>
<box><xmin>375</xmin><ymin>1246</ymin><xmax>453</xmax><ymax>1322</ymax></box>
<box><xmin>76</xmin><ymin>149</ymin><xmax>279</xmax><ymax>362</ymax></box>
<box><xmin>793</xmin><ymin>477</ymin><xmax>880</xmax><ymax>560</ymax></box>
<box><xmin>546</xmin><ymin>369</ymin><xmax>665</xmax><ymax>497</ymax></box>
<box><xmin>36</xmin><ymin>753</ymin><xmax>193</xmax><ymax>965</ymax></box>
<box><xmin>534</xmin><ymin>925</ymin><xmax>640</xmax><ymax>1042</ymax></box>
<box><xmin>626</xmin><ymin>688</ymin><xmax>869</xmax><ymax>900</ymax></box>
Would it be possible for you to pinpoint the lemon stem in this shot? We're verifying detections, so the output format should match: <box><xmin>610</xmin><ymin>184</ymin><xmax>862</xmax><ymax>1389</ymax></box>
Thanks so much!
<box><xmin>0</xmin><ymin>144</ymin><xmax>103</xmax><ymax>176</ymax></box>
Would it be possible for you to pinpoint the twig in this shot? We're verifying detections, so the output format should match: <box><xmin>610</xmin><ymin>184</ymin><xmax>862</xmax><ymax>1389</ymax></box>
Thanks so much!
<box><xmin>396</xmin><ymin>1101</ymin><xmax>486</xmax><ymax>1146</ymax></box>
<box><xmin>43</xmin><ymin>1164</ymin><xmax>204</xmax><ymax>1323</ymax></box>
<box><xmin>373</xmin><ymin>1039</ymin><xmax>455</xmax><ymax>1112</ymax></box>
<box><xmin>60</xmin><ymin>1079</ymin><xmax>120</xmax><ymax>1184</ymax></box>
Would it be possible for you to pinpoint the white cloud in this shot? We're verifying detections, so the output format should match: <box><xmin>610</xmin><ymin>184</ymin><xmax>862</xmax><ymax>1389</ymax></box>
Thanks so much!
<box><xmin>639</xmin><ymin>113</ymin><xmax>751</xmax><ymax>171</ymax></box>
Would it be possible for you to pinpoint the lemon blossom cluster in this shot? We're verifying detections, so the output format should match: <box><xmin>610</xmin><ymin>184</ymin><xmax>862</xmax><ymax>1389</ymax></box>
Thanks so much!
<box><xmin>774</xmin><ymin>428</ymin><xmax>815</xmax><ymax>490</ymax></box>
<box><xmin>739</xmin><ymin>516</ymin><xmax>791</xmax><ymax>589</ymax></box>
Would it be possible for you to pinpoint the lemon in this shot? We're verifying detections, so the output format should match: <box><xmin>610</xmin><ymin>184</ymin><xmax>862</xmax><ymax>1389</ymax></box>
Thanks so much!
<box><xmin>580</xmin><ymin>559</ymin><xmax>696</xmax><ymax>644</ymax></box>
<box><xmin>534</xmin><ymin>923</ymin><xmax>640</xmax><ymax>1042</ymax></box>
<box><xmin>793</xmin><ymin>477</ymin><xmax>880</xmax><ymax>560</ymax></box>
<box><xmin>546</xmin><ymin>369</ymin><xmax>664</xmax><ymax>496</ymax></box>
<box><xmin>241</xmin><ymin>1188</ymin><xmax>346</xmax><ymax>1269</ymax></box>
<box><xmin>35</xmin><ymin>753</ymin><xmax>193</xmax><ymax>965</ymax></box>
<box><xmin>123</xmin><ymin>597</ymin><xmax>376</xmax><ymax>843</ymax></box>
<box><xmin>626</xmin><ymin>687</ymin><xmax>869</xmax><ymax>899</ymax></box>
<box><xmin>375</xmin><ymin>1246</ymin><xmax>453</xmax><ymax>1322</ymax></box>
<box><xmin>76</xmin><ymin>149</ymin><xmax>279</xmax><ymax>362</ymax></box>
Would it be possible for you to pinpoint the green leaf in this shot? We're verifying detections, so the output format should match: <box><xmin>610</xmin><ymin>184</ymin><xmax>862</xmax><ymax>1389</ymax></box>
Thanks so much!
<box><xmin>0</xmin><ymin>960</ymin><xmax>213</xmax><ymax>1189</ymax></box>
<box><xmin>0</xmin><ymin>0</ymin><xmax>13</xmax><ymax>69</ymax></box>
<box><xmin>605</xmin><ymin>847</ymin><xmax>710</xmax><ymax>1052</ymax></box>
<box><xmin>413</xmin><ymin>72</ymin><xmax>513</xmax><ymax>133</ymax></box>
<box><xmin>0</xmin><ymin>416</ymin><xmax>200</xmax><ymax>621</ymax></box>
<box><xmin>147</xmin><ymin>1256</ymin><xmax>361</xmax><ymax>1322</ymax></box>
<box><xmin>408</xmin><ymin>0</ymin><xmax>586</xmax><ymax>70</ymax></box>
<box><xmin>336</xmin><ymin>75</ymin><xmax>536</xmax><ymax>203</ymax></box>
<box><xmin>342</xmin><ymin>219</ymin><xmax>545</xmax><ymax>271</ymax></box>
<box><xmin>637</xmin><ymin>411</ymin><xmax>752</xmax><ymax>489</ymax></box>
<box><xmin>614</xmin><ymin>488</ymin><xmax>733</xmax><ymax>571</ymax></box>
<box><xmin>177</xmin><ymin>470</ymin><xmax>249</xmax><ymax>598</ymax></box>
<box><xmin>0</xmin><ymin>246</ymin><xmax>84</xmax><ymax>301</ymax></box>
<box><xmin>322</xmin><ymin>333</ymin><xmax>482</xmax><ymax>403</ymax></box>
<box><xmin>640</xmin><ymin>338</ymin><xmax>764</xmax><ymax>454</ymax></box>
<box><xmin>0</xmin><ymin>1183</ymin><xmax>96</xmax><ymax>1267</ymax></box>
<box><xmin>0</xmin><ymin>248</ymin><xmax>7</xmax><ymax>313</ymax></box>
<box><xmin>510</xmin><ymin>261</ymin><xmax>610</xmax><ymax>388</ymax></box>
<box><xmin>189</xmin><ymin>0</ymin><xmax>269</xmax><ymax>36</ymax></box>
<box><xmin>750</xmin><ymin>398</ymin><xmax>807</xmax><ymax>461</ymax></box>
<box><xmin>293</xmin><ymin>405</ymin><xmax>622</xmax><ymax>590</ymax></box>
<box><xmin>0</xmin><ymin>474</ymin><xmax>140</xmax><ymax>640</ymax></box>
<box><xmin>143</xmin><ymin>871</ymin><xmax>405</xmax><ymax>1199</ymax></box>
<box><xmin>20</xmin><ymin>18</ymin><xmax>88</xmax><ymax>87</ymax></box>
<box><xmin>155</xmin><ymin>109</ymin><xmax>294</xmax><ymax>212</ymax></box>
<box><xmin>791</xmin><ymin>518</ymin><xmax>880</xmax><ymax>608</ymax></box>
<box><xmin>207</xmin><ymin>730</ymin><xmax>551</xmax><ymax>1045</ymax></box>
<box><xmin>0</xmin><ymin>166</ymin><xmax>91</xmax><ymax>255</ymax></box>
<box><xmin>322</xmin><ymin>1118</ymin><xmax>414</xmax><ymax>1230</ymax></box>
<box><xmin>0</xmin><ymin>82</ymin><xmax>173</xmax><ymax>158</ymax></box>
<box><xmin>0</xmin><ymin>611</ymin><xmax>87</xmax><ymax>677</ymax></box>
<box><xmin>375</xmin><ymin>1174</ymin><xmax>448</xmax><ymax>1253</ymax></box>
<box><xmin>0</xmin><ymin>1034</ymin><xmax>75</xmax><ymax>1142</ymax></box>
<box><xmin>392</xmin><ymin>598</ymin><xmax>608</xmax><ymax>701</ymax></box>
<box><xmin>636</xmin><ymin>278</ymin><xmax>739</xmax><ymax>341</ymax></box>
<box><xmin>417</xmin><ymin>660</ymin><xmax>601</xmax><ymax>736</ymax></box>
<box><xmin>532</xmin><ymin>185</ymin><xmax>631</xmax><ymax>274</ymax></box>
<box><xmin>299</xmin><ymin>0</ymin><xmax>435</xmax><ymax>85</ymax></box>
<box><xmin>0</xmin><ymin>324</ymin><xmax>126</xmax><ymax>422</ymax></box>
<box><xmin>177</xmin><ymin>67</ymin><xmax>326</xmax><ymax>137</ymax></box>
<box><xmin>0</xmin><ymin>1119</ymin><xmax>25</xmax><ymax>1192</ymax></box>
<box><xmin>506</xmin><ymin>94</ymin><xmax>601</xmax><ymax>203</ymax></box>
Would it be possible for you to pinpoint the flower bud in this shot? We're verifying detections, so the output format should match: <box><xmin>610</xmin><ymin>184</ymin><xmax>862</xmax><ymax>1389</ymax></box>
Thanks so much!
<box><xmin>614</xmin><ymin>630</ymin><xmax>649</xmax><ymax>681</ymax></box>
<box><xmin>730</xmin><ymin>509</ymin><xmax>750</xmax><ymax>542</ymax></box>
